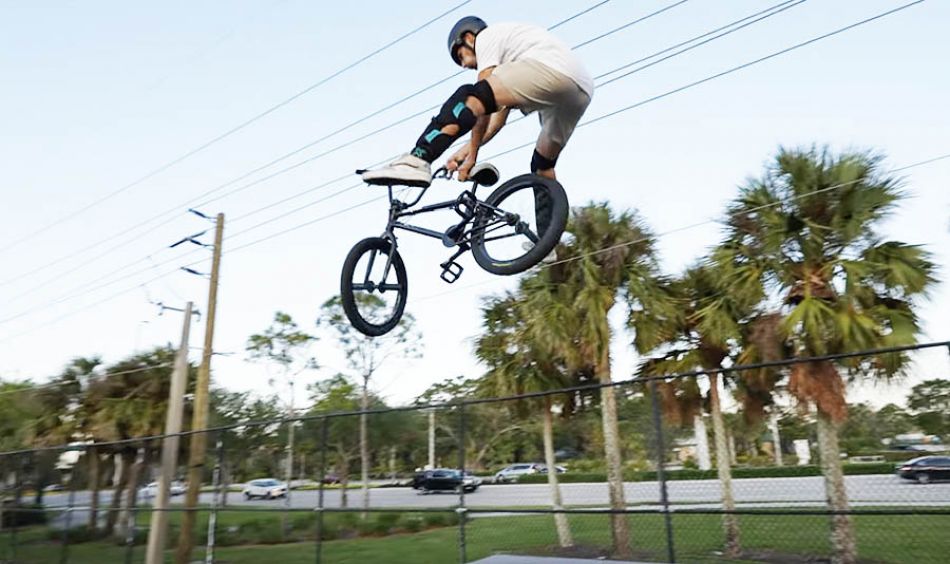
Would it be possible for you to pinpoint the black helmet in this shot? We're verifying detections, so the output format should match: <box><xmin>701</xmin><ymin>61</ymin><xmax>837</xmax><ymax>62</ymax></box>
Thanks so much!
<box><xmin>447</xmin><ymin>16</ymin><xmax>487</xmax><ymax>66</ymax></box>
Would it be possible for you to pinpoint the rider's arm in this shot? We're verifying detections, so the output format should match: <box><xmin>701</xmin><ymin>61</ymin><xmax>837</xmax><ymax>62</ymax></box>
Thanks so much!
<box><xmin>479</xmin><ymin>107</ymin><xmax>510</xmax><ymax>146</ymax></box>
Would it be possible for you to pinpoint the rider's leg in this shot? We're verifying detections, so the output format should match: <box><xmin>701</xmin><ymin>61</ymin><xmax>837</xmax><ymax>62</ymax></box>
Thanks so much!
<box><xmin>361</xmin><ymin>79</ymin><xmax>514</xmax><ymax>186</ymax></box>
<box><xmin>411</xmin><ymin>80</ymin><xmax>498</xmax><ymax>162</ymax></box>
<box><xmin>530</xmin><ymin>90</ymin><xmax>590</xmax><ymax>233</ymax></box>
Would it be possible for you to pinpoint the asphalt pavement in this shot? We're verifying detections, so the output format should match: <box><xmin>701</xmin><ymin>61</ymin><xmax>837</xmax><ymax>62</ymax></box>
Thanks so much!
<box><xmin>41</xmin><ymin>473</ymin><xmax>950</xmax><ymax>528</ymax></box>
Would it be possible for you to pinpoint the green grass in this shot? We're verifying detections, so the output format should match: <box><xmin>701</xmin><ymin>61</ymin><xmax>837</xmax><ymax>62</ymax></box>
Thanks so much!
<box><xmin>1</xmin><ymin>509</ymin><xmax>947</xmax><ymax>563</ymax></box>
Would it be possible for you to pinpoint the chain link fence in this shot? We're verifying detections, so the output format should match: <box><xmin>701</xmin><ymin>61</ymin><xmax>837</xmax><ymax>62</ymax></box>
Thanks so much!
<box><xmin>1</xmin><ymin>342</ymin><xmax>948</xmax><ymax>563</ymax></box>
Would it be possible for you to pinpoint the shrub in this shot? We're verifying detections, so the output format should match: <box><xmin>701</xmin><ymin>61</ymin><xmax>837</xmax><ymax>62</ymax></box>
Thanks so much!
<box><xmin>48</xmin><ymin>525</ymin><xmax>103</xmax><ymax>544</ymax></box>
<box><xmin>403</xmin><ymin>516</ymin><xmax>424</xmax><ymax>533</ymax></box>
<box><xmin>291</xmin><ymin>512</ymin><xmax>316</xmax><ymax>531</ymax></box>
<box><xmin>518</xmin><ymin>463</ymin><xmax>897</xmax><ymax>484</ymax></box>
<box><xmin>423</xmin><ymin>513</ymin><xmax>448</xmax><ymax>528</ymax></box>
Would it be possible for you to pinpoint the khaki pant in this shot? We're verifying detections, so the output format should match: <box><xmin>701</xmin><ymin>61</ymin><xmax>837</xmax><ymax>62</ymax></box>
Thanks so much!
<box><xmin>492</xmin><ymin>58</ymin><xmax>591</xmax><ymax>159</ymax></box>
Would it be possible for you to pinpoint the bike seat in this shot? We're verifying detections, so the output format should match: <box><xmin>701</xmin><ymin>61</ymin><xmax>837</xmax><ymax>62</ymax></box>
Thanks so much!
<box><xmin>470</xmin><ymin>163</ymin><xmax>499</xmax><ymax>187</ymax></box>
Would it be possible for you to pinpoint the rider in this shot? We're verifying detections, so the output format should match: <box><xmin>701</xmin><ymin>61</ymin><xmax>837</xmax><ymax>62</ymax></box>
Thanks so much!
<box><xmin>361</xmin><ymin>16</ymin><xmax>594</xmax><ymax>187</ymax></box>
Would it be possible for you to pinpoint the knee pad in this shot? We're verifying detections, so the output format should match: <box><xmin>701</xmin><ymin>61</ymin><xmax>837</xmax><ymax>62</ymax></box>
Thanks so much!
<box><xmin>531</xmin><ymin>149</ymin><xmax>558</xmax><ymax>173</ymax></box>
<box><xmin>471</xmin><ymin>79</ymin><xmax>498</xmax><ymax>114</ymax></box>
<box><xmin>434</xmin><ymin>81</ymin><xmax>498</xmax><ymax>131</ymax></box>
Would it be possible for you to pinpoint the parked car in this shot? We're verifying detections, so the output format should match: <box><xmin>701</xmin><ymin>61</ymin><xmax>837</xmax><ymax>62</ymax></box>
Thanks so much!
<box><xmin>138</xmin><ymin>481</ymin><xmax>186</xmax><ymax>498</ymax></box>
<box><xmin>896</xmin><ymin>456</ymin><xmax>950</xmax><ymax>484</ymax></box>
<box><xmin>492</xmin><ymin>463</ymin><xmax>542</xmax><ymax>483</ymax></box>
<box><xmin>43</xmin><ymin>484</ymin><xmax>64</xmax><ymax>492</ymax></box>
<box><xmin>321</xmin><ymin>473</ymin><xmax>341</xmax><ymax>485</ymax></box>
<box><xmin>462</xmin><ymin>471</ymin><xmax>482</xmax><ymax>491</ymax></box>
<box><xmin>538</xmin><ymin>464</ymin><xmax>567</xmax><ymax>474</ymax></box>
<box><xmin>414</xmin><ymin>469</ymin><xmax>479</xmax><ymax>494</ymax></box>
<box><xmin>242</xmin><ymin>478</ymin><xmax>288</xmax><ymax>500</ymax></box>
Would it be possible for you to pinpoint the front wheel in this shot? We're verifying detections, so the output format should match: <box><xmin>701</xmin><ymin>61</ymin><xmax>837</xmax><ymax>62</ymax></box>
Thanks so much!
<box><xmin>471</xmin><ymin>174</ymin><xmax>568</xmax><ymax>275</ymax></box>
<box><xmin>340</xmin><ymin>237</ymin><xmax>409</xmax><ymax>337</ymax></box>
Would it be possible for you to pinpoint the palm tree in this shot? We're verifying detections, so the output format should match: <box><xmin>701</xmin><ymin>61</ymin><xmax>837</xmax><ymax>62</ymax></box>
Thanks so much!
<box><xmin>475</xmin><ymin>288</ymin><xmax>574</xmax><ymax>548</ymax></box>
<box><xmin>84</xmin><ymin>348</ymin><xmax>182</xmax><ymax>537</ymax></box>
<box><xmin>546</xmin><ymin>203</ymin><xmax>665</xmax><ymax>557</ymax></box>
<box><xmin>630</xmin><ymin>264</ymin><xmax>778</xmax><ymax>557</ymax></box>
<box><xmin>717</xmin><ymin>147</ymin><xmax>937</xmax><ymax>563</ymax></box>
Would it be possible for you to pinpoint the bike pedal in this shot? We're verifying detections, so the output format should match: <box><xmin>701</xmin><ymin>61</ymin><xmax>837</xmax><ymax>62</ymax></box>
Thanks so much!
<box><xmin>439</xmin><ymin>260</ymin><xmax>464</xmax><ymax>284</ymax></box>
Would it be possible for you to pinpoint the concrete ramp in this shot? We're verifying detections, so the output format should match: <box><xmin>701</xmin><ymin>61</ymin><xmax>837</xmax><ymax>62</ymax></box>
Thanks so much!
<box><xmin>471</xmin><ymin>556</ymin><xmax>648</xmax><ymax>564</ymax></box>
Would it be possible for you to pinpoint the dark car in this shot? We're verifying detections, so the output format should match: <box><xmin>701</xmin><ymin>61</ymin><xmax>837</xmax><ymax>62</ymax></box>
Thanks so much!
<box><xmin>414</xmin><ymin>469</ymin><xmax>479</xmax><ymax>494</ymax></box>
<box><xmin>896</xmin><ymin>456</ymin><xmax>950</xmax><ymax>484</ymax></box>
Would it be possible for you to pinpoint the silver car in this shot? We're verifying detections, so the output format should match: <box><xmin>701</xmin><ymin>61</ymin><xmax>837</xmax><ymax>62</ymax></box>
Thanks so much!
<box><xmin>492</xmin><ymin>463</ymin><xmax>542</xmax><ymax>483</ymax></box>
<box><xmin>242</xmin><ymin>478</ymin><xmax>288</xmax><ymax>500</ymax></box>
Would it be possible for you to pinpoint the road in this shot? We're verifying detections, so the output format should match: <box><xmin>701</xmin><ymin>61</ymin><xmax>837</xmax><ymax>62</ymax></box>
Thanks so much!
<box><xmin>40</xmin><ymin>474</ymin><xmax>950</xmax><ymax>526</ymax></box>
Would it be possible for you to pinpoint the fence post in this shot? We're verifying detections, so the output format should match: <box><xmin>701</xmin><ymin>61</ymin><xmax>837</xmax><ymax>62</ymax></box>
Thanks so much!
<box><xmin>11</xmin><ymin>453</ymin><xmax>24</xmax><ymax>561</ymax></box>
<box><xmin>60</xmin><ymin>447</ymin><xmax>79</xmax><ymax>564</ymax></box>
<box><xmin>315</xmin><ymin>417</ymin><xmax>328</xmax><ymax>564</ymax></box>
<box><xmin>457</xmin><ymin>403</ymin><xmax>467</xmax><ymax>564</ymax></box>
<box><xmin>206</xmin><ymin>431</ymin><xmax>225</xmax><ymax>564</ymax></box>
<box><xmin>649</xmin><ymin>380</ymin><xmax>676</xmax><ymax>563</ymax></box>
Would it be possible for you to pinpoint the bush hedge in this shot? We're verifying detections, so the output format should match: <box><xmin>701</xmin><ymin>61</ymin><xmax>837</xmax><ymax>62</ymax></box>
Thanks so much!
<box><xmin>517</xmin><ymin>462</ymin><xmax>897</xmax><ymax>484</ymax></box>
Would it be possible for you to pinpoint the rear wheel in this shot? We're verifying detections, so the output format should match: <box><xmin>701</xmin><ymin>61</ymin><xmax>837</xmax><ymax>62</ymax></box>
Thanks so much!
<box><xmin>471</xmin><ymin>174</ymin><xmax>568</xmax><ymax>275</ymax></box>
<box><xmin>917</xmin><ymin>473</ymin><xmax>931</xmax><ymax>484</ymax></box>
<box><xmin>340</xmin><ymin>237</ymin><xmax>409</xmax><ymax>336</ymax></box>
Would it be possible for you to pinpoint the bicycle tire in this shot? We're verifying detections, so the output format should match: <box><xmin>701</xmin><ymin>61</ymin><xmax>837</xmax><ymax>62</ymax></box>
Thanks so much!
<box><xmin>471</xmin><ymin>174</ymin><xmax>568</xmax><ymax>275</ymax></box>
<box><xmin>340</xmin><ymin>237</ymin><xmax>408</xmax><ymax>337</ymax></box>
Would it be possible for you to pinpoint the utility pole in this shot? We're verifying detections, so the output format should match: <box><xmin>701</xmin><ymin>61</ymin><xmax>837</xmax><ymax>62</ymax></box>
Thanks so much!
<box><xmin>145</xmin><ymin>302</ymin><xmax>193</xmax><ymax>564</ymax></box>
<box><xmin>176</xmin><ymin>213</ymin><xmax>224</xmax><ymax>564</ymax></box>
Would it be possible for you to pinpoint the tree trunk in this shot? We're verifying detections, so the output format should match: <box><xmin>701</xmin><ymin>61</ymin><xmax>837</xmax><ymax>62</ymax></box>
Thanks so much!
<box><xmin>709</xmin><ymin>373</ymin><xmax>741</xmax><ymax>557</ymax></box>
<box><xmin>597</xmin><ymin>348</ymin><xmax>631</xmax><ymax>558</ymax></box>
<box><xmin>339</xmin><ymin>456</ymin><xmax>349</xmax><ymax>508</ymax></box>
<box><xmin>105</xmin><ymin>450</ymin><xmax>133</xmax><ymax>535</ymax></box>
<box><xmin>119</xmin><ymin>447</ymin><xmax>148</xmax><ymax>540</ymax></box>
<box><xmin>283</xmin><ymin>411</ymin><xmax>295</xmax><ymax>537</ymax></box>
<box><xmin>221</xmin><ymin>460</ymin><xmax>230</xmax><ymax>508</ymax></box>
<box><xmin>770</xmin><ymin>411</ymin><xmax>784</xmax><ymax>466</ymax></box>
<box><xmin>360</xmin><ymin>375</ymin><xmax>370</xmax><ymax>517</ymax></box>
<box><xmin>816</xmin><ymin>410</ymin><xmax>857</xmax><ymax>564</ymax></box>
<box><xmin>542</xmin><ymin>397</ymin><xmax>573</xmax><ymax>548</ymax></box>
<box><xmin>88</xmin><ymin>447</ymin><xmax>100</xmax><ymax>530</ymax></box>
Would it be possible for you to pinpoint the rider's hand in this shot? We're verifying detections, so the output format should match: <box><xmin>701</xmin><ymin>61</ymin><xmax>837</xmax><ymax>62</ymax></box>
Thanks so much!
<box><xmin>458</xmin><ymin>150</ymin><xmax>478</xmax><ymax>182</ymax></box>
<box><xmin>445</xmin><ymin>146</ymin><xmax>471</xmax><ymax>172</ymax></box>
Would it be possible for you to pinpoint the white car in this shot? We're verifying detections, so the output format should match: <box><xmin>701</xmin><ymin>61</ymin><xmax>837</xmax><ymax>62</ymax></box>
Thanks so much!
<box><xmin>492</xmin><ymin>463</ymin><xmax>543</xmax><ymax>483</ymax></box>
<box><xmin>242</xmin><ymin>478</ymin><xmax>288</xmax><ymax>500</ymax></box>
<box><xmin>138</xmin><ymin>481</ymin><xmax>186</xmax><ymax>498</ymax></box>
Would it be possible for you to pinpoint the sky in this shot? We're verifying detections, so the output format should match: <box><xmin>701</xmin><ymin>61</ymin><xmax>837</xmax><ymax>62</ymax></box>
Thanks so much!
<box><xmin>1</xmin><ymin>0</ymin><xmax>948</xmax><ymax>414</ymax></box>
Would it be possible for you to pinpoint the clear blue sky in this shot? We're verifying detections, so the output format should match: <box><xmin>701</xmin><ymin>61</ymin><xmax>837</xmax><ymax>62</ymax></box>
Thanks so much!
<box><xmin>1</xmin><ymin>0</ymin><xmax>948</xmax><ymax>409</ymax></box>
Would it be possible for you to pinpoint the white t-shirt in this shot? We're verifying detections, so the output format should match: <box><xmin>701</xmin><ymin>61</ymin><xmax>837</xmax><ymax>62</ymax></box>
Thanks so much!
<box><xmin>474</xmin><ymin>22</ymin><xmax>594</xmax><ymax>97</ymax></box>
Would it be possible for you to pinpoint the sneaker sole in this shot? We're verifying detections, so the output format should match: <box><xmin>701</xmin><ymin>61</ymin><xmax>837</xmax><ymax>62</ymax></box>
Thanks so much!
<box><xmin>362</xmin><ymin>175</ymin><xmax>431</xmax><ymax>188</ymax></box>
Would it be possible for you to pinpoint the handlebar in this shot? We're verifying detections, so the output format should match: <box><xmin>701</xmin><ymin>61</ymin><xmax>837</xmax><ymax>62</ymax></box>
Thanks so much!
<box><xmin>432</xmin><ymin>166</ymin><xmax>454</xmax><ymax>181</ymax></box>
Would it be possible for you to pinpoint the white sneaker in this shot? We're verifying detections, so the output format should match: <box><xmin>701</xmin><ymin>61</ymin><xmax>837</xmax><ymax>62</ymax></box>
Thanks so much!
<box><xmin>522</xmin><ymin>241</ymin><xmax>557</xmax><ymax>265</ymax></box>
<box><xmin>361</xmin><ymin>154</ymin><xmax>432</xmax><ymax>187</ymax></box>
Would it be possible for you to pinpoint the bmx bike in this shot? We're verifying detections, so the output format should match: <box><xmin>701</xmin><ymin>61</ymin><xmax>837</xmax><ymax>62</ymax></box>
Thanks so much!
<box><xmin>341</xmin><ymin>163</ymin><xmax>568</xmax><ymax>336</ymax></box>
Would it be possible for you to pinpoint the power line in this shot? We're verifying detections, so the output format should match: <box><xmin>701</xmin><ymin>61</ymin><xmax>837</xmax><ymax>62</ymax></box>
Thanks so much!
<box><xmin>218</xmin><ymin>0</ymin><xmax>811</xmax><ymax>238</ymax></box>
<box><xmin>0</xmin><ymin>0</ymin><xmax>816</xmax><ymax>328</ymax></box>
<box><xmin>0</xmin><ymin>1</ymin><xmax>636</xmax><ymax>292</ymax></box>
<box><xmin>0</xmin><ymin>0</ymin><xmax>474</xmax><ymax>257</ymax></box>
<box><xmin>0</xmin><ymin>1</ymin><xmax>924</xmax><ymax>340</ymax></box>
<box><xmin>414</xmin><ymin>151</ymin><xmax>950</xmax><ymax>304</ymax></box>
<box><xmin>0</xmin><ymin>363</ymin><xmax>174</xmax><ymax>398</ymax></box>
